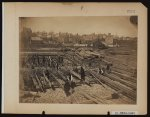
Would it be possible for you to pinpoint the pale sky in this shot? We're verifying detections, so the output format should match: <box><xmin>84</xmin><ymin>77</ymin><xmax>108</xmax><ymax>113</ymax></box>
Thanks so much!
<box><xmin>20</xmin><ymin>16</ymin><xmax>137</xmax><ymax>37</ymax></box>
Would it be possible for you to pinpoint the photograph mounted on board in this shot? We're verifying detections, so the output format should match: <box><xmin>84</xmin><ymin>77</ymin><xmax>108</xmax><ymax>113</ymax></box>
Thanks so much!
<box><xmin>19</xmin><ymin>16</ymin><xmax>138</xmax><ymax>104</ymax></box>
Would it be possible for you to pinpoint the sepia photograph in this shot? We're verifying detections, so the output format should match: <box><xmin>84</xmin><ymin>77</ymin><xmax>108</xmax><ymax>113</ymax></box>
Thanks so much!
<box><xmin>19</xmin><ymin>16</ymin><xmax>138</xmax><ymax>104</ymax></box>
<box><xmin>2</xmin><ymin>2</ymin><xmax>147</xmax><ymax>114</ymax></box>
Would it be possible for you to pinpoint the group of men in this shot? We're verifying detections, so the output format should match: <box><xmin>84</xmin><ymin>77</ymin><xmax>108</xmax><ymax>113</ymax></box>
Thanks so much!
<box><xmin>98</xmin><ymin>63</ymin><xmax>112</xmax><ymax>75</ymax></box>
<box><xmin>63</xmin><ymin>63</ymin><xmax>113</xmax><ymax>96</ymax></box>
<box><xmin>24</xmin><ymin>53</ymin><xmax>112</xmax><ymax>96</ymax></box>
<box><xmin>22</xmin><ymin>54</ymin><xmax>63</xmax><ymax>70</ymax></box>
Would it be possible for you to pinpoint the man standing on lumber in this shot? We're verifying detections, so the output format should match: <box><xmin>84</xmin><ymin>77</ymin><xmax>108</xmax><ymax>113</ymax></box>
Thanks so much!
<box><xmin>64</xmin><ymin>80</ymin><xmax>71</xmax><ymax>96</ymax></box>
<box><xmin>64</xmin><ymin>71</ymin><xmax>76</xmax><ymax>96</ymax></box>
<box><xmin>80</xmin><ymin>66</ymin><xmax>85</xmax><ymax>83</ymax></box>
<box><xmin>106</xmin><ymin>63</ymin><xmax>112</xmax><ymax>74</ymax></box>
<box><xmin>58</xmin><ymin>56</ymin><xmax>64</xmax><ymax>66</ymax></box>
<box><xmin>48</xmin><ymin>56</ymin><xmax>52</xmax><ymax>67</ymax></box>
<box><xmin>68</xmin><ymin>71</ymin><xmax>75</xmax><ymax>94</ymax></box>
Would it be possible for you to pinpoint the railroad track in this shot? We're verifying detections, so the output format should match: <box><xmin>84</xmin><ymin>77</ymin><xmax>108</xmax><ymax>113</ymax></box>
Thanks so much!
<box><xmin>88</xmin><ymin>70</ymin><xmax>136</xmax><ymax>100</ymax></box>
<box><xmin>111</xmin><ymin>67</ymin><xmax>134</xmax><ymax>77</ymax></box>
<box><xmin>111</xmin><ymin>71</ymin><xmax>136</xmax><ymax>83</ymax></box>
<box><xmin>104</xmin><ymin>73</ymin><xmax>136</xmax><ymax>90</ymax></box>
<box><xmin>104</xmin><ymin>55</ymin><xmax>136</xmax><ymax>69</ymax></box>
<box><xmin>98</xmin><ymin>58</ymin><xmax>135</xmax><ymax>76</ymax></box>
<box><xmin>74</xmin><ymin>52</ymin><xmax>136</xmax><ymax>79</ymax></box>
<box><xmin>112</xmin><ymin>66</ymin><xmax>135</xmax><ymax>74</ymax></box>
<box><xmin>74</xmin><ymin>52</ymin><xmax>137</xmax><ymax>82</ymax></box>
<box><xmin>65</xmin><ymin>53</ymin><xmax>136</xmax><ymax>101</ymax></box>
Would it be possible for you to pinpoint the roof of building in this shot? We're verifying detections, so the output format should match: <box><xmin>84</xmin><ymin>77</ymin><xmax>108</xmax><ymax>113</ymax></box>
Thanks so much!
<box><xmin>31</xmin><ymin>37</ymin><xmax>43</xmax><ymax>41</ymax></box>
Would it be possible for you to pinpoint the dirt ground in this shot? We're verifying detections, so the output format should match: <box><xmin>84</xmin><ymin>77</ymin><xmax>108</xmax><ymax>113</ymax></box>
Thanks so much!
<box><xmin>20</xmin><ymin>83</ymin><xmax>135</xmax><ymax>104</ymax></box>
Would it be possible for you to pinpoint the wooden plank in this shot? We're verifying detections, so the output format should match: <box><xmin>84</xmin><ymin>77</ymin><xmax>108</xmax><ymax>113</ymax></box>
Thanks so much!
<box><xmin>70</xmin><ymin>70</ymin><xmax>81</xmax><ymax>80</ymax></box>
<box><xmin>51</xmin><ymin>73</ymin><xmax>64</xmax><ymax>89</ymax></box>
<box><xmin>111</xmin><ymin>71</ymin><xmax>136</xmax><ymax>83</ymax></box>
<box><xmin>78</xmin><ymin>90</ymin><xmax>109</xmax><ymax>104</ymax></box>
<box><xmin>112</xmin><ymin>68</ymin><xmax>133</xmax><ymax>76</ymax></box>
<box><xmin>88</xmin><ymin>93</ymin><xmax>113</xmax><ymax>104</ymax></box>
<box><xmin>57</xmin><ymin>70</ymin><xmax>67</xmax><ymax>81</ymax></box>
<box><xmin>35</xmin><ymin>73</ymin><xmax>44</xmax><ymax>92</ymax></box>
<box><xmin>20</xmin><ymin>51</ymin><xmax>64</xmax><ymax>56</ymax></box>
<box><xmin>42</xmin><ymin>71</ymin><xmax>51</xmax><ymax>87</ymax></box>
<box><xmin>105</xmin><ymin>73</ymin><xmax>136</xmax><ymax>90</ymax></box>
<box><xmin>79</xmin><ymin>92</ymin><xmax>100</xmax><ymax>104</ymax></box>
<box><xmin>112</xmin><ymin>66</ymin><xmax>134</xmax><ymax>73</ymax></box>
<box><xmin>88</xmin><ymin>71</ymin><xmax>106</xmax><ymax>88</ymax></box>
<box><xmin>31</xmin><ymin>77</ymin><xmax>40</xmax><ymax>90</ymax></box>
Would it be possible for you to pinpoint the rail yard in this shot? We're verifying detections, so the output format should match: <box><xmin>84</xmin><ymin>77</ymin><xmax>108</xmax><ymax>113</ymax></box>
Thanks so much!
<box><xmin>19</xmin><ymin>45</ymin><xmax>137</xmax><ymax>104</ymax></box>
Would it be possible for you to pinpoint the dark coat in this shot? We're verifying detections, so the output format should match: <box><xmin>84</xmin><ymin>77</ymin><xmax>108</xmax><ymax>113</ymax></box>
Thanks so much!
<box><xmin>80</xmin><ymin>67</ymin><xmax>85</xmax><ymax>80</ymax></box>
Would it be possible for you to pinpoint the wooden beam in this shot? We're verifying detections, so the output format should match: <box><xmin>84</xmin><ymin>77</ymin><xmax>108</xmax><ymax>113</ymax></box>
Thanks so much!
<box><xmin>111</xmin><ymin>71</ymin><xmax>136</xmax><ymax>83</ymax></box>
<box><xmin>42</xmin><ymin>71</ymin><xmax>51</xmax><ymax>87</ymax></box>
<box><xmin>105</xmin><ymin>73</ymin><xmax>136</xmax><ymax>90</ymax></box>
<box><xmin>31</xmin><ymin>77</ymin><xmax>40</xmax><ymax>90</ymax></box>
<box><xmin>35</xmin><ymin>73</ymin><xmax>44</xmax><ymax>92</ymax></box>
<box><xmin>88</xmin><ymin>71</ymin><xmax>106</xmax><ymax>88</ymax></box>
<box><xmin>79</xmin><ymin>92</ymin><xmax>100</xmax><ymax>104</ymax></box>
<box><xmin>51</xmin><ymin>73</ymin><xmax>64</xmax><ymax>89</ymax></box>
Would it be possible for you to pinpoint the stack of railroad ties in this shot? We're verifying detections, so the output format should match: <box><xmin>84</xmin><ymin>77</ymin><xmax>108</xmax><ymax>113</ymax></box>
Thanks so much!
<box><xmin>20</xmin><ymin>54</ymin><xmax>64</xmax><ymax>92</ymax></box>
<box><xmin>21</xmin><ymin>51</ymin><xmax>137</xmax><ymax>102</ymax></box>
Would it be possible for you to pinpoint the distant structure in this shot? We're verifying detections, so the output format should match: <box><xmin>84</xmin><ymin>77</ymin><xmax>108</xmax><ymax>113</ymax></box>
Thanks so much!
<box><xmin>74</xmin><ymin>44</ymin><xmax>88</xmax><ymax>47</ymax></box>
<box><xmin>31</xmin><ymin>37</ymin><xmax>43</xmax><ymax>45</ymax></box>
<box><xmin>20</xmin><ymin>27</ymin><xmax>137</xmax><ymax>49</ymax></box>
<box><xmin>105</xmin><ymin>33</ymin><xmax>113</xmax><ymax>46</ymax></box>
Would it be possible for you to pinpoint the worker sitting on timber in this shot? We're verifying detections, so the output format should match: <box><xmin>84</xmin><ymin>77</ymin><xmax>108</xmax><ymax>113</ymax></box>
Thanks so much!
<box><xmin>80</xmin><ymin>66</ymin><xmax>85</xmax><ymax>83</ymax></box>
